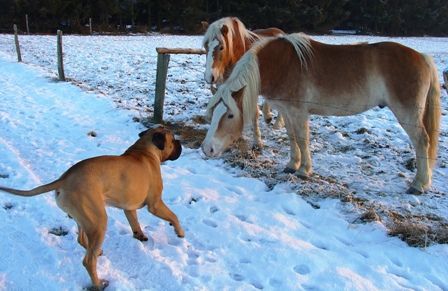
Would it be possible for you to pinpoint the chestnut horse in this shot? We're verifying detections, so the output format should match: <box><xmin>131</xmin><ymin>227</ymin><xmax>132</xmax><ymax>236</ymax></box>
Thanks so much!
<box><xmin>202</xmin><ymin>33</ymin><xmax>441</xmax><ymax>194</ymax></box>
<box><xmin>202</xmin><ymin>17</ymin><xmax>285</xmax><ymax>148</ymax></box>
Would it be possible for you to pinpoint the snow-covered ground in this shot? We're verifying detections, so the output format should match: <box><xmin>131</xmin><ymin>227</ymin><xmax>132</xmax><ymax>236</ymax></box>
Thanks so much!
<box><xmin>0</xmin><ymin>33</ymin><xmax>447</xmax><ymax>290</ymax></box>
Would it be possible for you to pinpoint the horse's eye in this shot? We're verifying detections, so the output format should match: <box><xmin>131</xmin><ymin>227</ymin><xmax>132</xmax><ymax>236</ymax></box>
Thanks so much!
<box><xmin>219</xmin><ymin>45</ymin><xmax>224</xmax><ymax>51</ymax></box>
<box><xmin>228</xmin><ymin>114</ymin><xmax>234</xmax><ymax>119</ymax></box>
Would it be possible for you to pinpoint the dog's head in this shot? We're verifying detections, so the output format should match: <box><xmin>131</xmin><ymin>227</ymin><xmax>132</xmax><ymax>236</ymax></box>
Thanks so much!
<box><xmin>138</xmin><ymin>126</ymin><xmax>182</xmax><ymax>162</ymax></box>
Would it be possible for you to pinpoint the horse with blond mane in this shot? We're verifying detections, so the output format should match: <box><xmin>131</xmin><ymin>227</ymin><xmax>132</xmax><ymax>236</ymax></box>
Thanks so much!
<box><xmin>202</xmin><ymin>17</ymin><xmax>285</xmax><ymax>148</ymax></box>
<box><xmin>202</xmin><ymin>33</ymin><xmax>441</xmax><ymax>194</ymax></box>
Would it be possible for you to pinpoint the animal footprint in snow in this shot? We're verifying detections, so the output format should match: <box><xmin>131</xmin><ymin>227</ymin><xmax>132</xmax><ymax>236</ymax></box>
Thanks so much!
<box><xmin>187</xmin><ymin>249</ymin><xmax>200</xmax><ymax>265</ymax></box>
<box><xmin>230</xmin><ymin>273</ymin><xmax>245</xmax><ymax>282</ymax></box>
<box><xmin>282</xmin><ymin>205</ymin><xmax>296</xmax><ymax>216</ymax></box>
<box><xmin>235</xmin><ymin>214</ymin><xmax>251</xmax><ymax>223</ymax></box>
<box><xmin>225</xmin><ymin>186</ymin><xmax>244</xmax><ymax>196</ymax></box>
<box><xmin>209</xmin><ymin>206</ymin><xmax>219</xmax><ymax>214</ymax></box>
<box><xmin>203</xmin><ymin>219</ymin><xmax>218</xmax><ymax>228</ymax></box>
<box><xmin>239</xmin><ymin>258</ymin><xmax>251</xmax><ymax>264</ymax></box>
<box><xmin>293</xmin><ymin>264</ymin><xmax>311</xmax><ymax>275</ymax></box>
<box><xmin>251</xmin><ymin>281</ymin><xmax>264</xmax><ymax>290</ymax></box>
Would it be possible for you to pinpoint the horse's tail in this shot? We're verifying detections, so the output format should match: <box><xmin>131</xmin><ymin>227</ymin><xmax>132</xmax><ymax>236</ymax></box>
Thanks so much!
<box><xmin>0</xmin><ymin>179</ymin><xmax>62</xmax><ymax>197</ymax></box>
<box><xmin>422</xmin><ymin>54</ymin><xmax>441</xmax><ymax>168</ymax></box>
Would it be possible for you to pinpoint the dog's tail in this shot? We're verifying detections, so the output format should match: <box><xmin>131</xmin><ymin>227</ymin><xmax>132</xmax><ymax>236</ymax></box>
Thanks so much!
<box><xmin>0</xmin><ymin>179</ymin><xmax>63</xmax><ymax>197</ymax></box>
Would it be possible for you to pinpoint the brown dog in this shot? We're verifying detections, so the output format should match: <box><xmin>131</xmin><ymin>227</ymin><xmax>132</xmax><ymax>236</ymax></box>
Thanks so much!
<box><xmin>0</xmin><ymin>126</ymin><xmax>184</xmax><ymax>290</ymax></box>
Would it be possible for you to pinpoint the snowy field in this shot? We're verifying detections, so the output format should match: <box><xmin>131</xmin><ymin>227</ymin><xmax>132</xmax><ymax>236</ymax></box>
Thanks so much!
<box><xmin>0</xmin><ymin>33</ymin><xmax>447</xmax><ymax>290</ymax></box>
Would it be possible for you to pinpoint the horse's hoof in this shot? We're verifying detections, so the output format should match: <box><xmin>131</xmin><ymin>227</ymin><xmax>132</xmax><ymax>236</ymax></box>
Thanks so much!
<box><xmin>251</xmin><ymin>144</ymin><xmax>263</xmax><ymax>153</ymax></box>
<box><xmin>295</xmin><ymin>169</ymin><xmax>311</xmax><ymax>180</ymax></box>
<box><xmin>296</xmin><ymin>173</ymin><xmax>310</xmax><ymax>180</ymax></box>
<box><xmin>406</xmin><ymin>187</ymin><xmax>423</xmax><ymax>195</ymax></box>
<box><xmin>283</xmin><ymin>167</ymin><xmax>296</xmax><ymax>174</ymax></box>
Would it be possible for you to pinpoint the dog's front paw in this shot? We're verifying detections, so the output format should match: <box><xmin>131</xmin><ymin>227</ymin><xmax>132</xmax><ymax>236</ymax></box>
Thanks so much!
<box><xmin>86</xmin><ymin>279</ymin><xmax>109</xmax><ymax>291</ymax></box>
<box><xmin>133</xmin><ymin>231</ymin><xmax>149</xmax><ymax>241</ymax></box>
<box><xmin>176</xmin><ymin>228</ymin><xmax>185</xmax><ymax>238</ymax></box>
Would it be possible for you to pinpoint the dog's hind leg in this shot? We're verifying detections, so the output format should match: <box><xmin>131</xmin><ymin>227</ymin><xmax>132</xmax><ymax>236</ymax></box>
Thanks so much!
<box><xmin>149</xmin><ymin>200</ymin><xmax>184</xmax><ymax>238</ymax></box>
<box><xmin>124</xmin><ymin>210</ymin><xmax>148</xmax><ymax>241</ymax></box>
<box><xmin>77</xmin><ymin>224</ymin><xmax>104</xmax><ymax>256</ymax></box>
<box><xmin>79</xmin><ymin>207</ymin><xmax>108</xmax><ymax>290</ymax></box>
<box><xmin>77</xmin><ymin>224</ymin><xmax>88</xmax><ymax>249</ymax></box>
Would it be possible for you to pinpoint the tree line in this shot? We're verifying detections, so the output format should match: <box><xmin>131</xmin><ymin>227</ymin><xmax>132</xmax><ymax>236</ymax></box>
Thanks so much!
<box><xmin>1</xmin><ymin>0</ymin><xmax>447</xmax><ymax>36</ymax></box>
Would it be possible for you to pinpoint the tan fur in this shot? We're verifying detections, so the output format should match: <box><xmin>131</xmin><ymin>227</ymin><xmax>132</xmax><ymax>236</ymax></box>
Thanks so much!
<box><xmin>0</xmin><ymin>126</ymin><xmax>184</xmax><ymax>289</ymax></box>
<box><xmin>422</xmin><ymin>55</ymin><xmax>441</xmax><ymax>168</ymax></box>
<box><xmin>203</xmin><ymin>33</ymin><xmax>441</xmax><ymax>193</ymax></box>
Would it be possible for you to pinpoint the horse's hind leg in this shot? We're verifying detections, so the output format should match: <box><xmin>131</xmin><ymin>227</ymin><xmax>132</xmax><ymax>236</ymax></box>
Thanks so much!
<box><xmin>283</xmin><ymin>114</ymin><xmax>301</xmax><ymax>173</ymax></box>
<box><xmin>293</xmin><ymin>117</ymin><xmax>312</xmax><ymax>178</ymax></box>
<box><xmin>273</xmin><ymin>113</ymin><xmax>285</xmax><ymax>130</ymax></box>
<box><xmin>391</xmin><ymin>107</ymin><xmax>431</xmax><ymax>193</ymax></box>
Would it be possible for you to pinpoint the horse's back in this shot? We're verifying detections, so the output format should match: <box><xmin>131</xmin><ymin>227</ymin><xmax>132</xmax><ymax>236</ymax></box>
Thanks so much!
<box><xmin>252</xmin><ymin>27</ymin><xmax>284</xmax><ymax>37</ymax></box>
<box><xmin>257</xmin><ymin>36</ymin><xmax>433</xmax><ymax>116</ymax></box>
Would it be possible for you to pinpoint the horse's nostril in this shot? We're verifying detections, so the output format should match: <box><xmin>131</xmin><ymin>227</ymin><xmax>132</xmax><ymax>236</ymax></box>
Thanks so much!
<box><xmin>211</xmin><ymin>76</ymin><xmax>215</xmax><ymax>83</ymax></box>
<box><xmin>210</xmin><ymin>147</ymin><xmax>214</xmax><ymax>154</ymax></box>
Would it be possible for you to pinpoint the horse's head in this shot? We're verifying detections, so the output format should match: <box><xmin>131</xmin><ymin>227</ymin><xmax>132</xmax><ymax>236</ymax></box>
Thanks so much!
<box><xmin>203</xmin><ymin>17</ymin><xmax>255</xmax><ymax>85</ymax></box>
<box><xmin>202</xmin><ymin>88</ymin><xmax>245</xmax><ymax>157</ymax></box>
<box><xmin>203</xmin><ymin>24</ymin><xmax>232</xmax><ymax>85</ymax></box>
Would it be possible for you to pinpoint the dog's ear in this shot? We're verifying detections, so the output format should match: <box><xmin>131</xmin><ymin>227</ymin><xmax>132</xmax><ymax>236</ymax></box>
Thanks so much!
<box><xmin>152</xmin><ymin>132</ymin><xmax>166</xmax><ymax>150</ymax></box>
<box><xmin>139</xmin><ymin>129</ymin><xmax>150</xmax><ymax>137</ymax></box>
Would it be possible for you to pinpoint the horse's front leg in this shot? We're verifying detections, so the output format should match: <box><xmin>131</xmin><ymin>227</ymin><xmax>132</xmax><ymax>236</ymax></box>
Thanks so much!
<box><xmin>283</xmin><ymin>115</ymin><xmax>300</xmax><ymax>173</ymax></box>
<box><xmin>294</xmin><ymin>117</ymin><xmax>313</xmax><ymax>178</ymax></box>
<box><xmin>251</xmin><ymin>110</ymin><xmax>263</xmax><ymax>151</ymax></box>
<box><xmin>262</xmin><ymin>101</ymin><xmax>273</xmax><ymax>124</ymax></box>
<box><xmin>273</xmin><ymin>113</ymin><xmax>285</xmax><ymax>129</ymax></box>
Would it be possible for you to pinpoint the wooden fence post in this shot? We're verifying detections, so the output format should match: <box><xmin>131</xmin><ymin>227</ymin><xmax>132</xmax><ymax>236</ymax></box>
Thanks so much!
<box><xmin>153</xmin><ymin>52</ymin><xmax>171</xmax><ymax>123</ymax></box>
<box><xmin>89</xmin><ymin>18</ymin><xmax>92</xmax><ymax>35</ymax></box>
<box><xmin>152</xmin><ymin>47</ymin><xmax>205</xmax><ymax>123</ymax></box>
<box><xmin>13</xmin><ymin>24</ymin><xmax>22</xmax><ymax>62</ymax></box>
<box><xmin>25</xmin><ymin>14</ymin><xmax>30</xmax><ymax>34</ymax></box>
<box><xmin>57</xmin><ymin>30</ymin><xmax>65</xmax><ymax>81</ymax></box>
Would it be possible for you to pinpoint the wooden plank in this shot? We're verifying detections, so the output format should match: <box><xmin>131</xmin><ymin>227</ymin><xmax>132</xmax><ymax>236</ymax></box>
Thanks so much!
<box><xmin>156</xmin><ymin>47</ymin><xmax>206</xmax><ymax>55</ymax></box>
<box><xmin>57</xmin><ymin>30</ymin><xmax>65</xmax><ymax>81</ymax></box>
<box><xmin>153</xmin><ymin>53</ymin><xmax>171</xmax><ymax>123</ymax></box>
<box><xmin>13</xmin><ymin>24</ymin><xmax>22</xmax><ymax>62</ymax></box>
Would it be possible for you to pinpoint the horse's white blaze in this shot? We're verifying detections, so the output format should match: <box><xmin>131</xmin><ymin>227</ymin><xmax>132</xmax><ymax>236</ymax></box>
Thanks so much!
<box><xmin>205</xmin><ymin>39</ymin><xmax>220</xmax><ymax>84</ymax></box>
<box><xmin>202</xmin><ymin>102</ymin><xmax>227</xmax><ymax>156</ymax></box>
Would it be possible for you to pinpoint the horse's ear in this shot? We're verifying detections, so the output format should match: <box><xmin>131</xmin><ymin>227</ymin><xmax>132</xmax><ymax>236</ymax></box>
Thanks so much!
<box><xmin>152</xmin><ymin>132</ymin><xmax>166</xmax><ymax>150</ymax></box>
<box><xmin>201</xmin><ymin>21</ymin><xmax>209</xmax><ymax>31</ymax></box>
<box><xmin>221</xmin><ymin>25</ymin><xmax>229</xmax><ymax>36</ymax></box>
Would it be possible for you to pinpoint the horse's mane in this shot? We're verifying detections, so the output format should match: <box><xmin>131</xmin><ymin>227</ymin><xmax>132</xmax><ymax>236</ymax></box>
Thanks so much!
<box><xmin>203</xmin><ymin>17</ymin><xmax>258</xmax><ymax>62</ymax></box>
<box><xmin>207</xmin><ymin>33</ymin><xmax>313</xmax><ymax>127</ymax></box>
<box><xmin>281</xmin><ymin>33</ymin><xmax>313</xmax><ymax>69</ymax></box>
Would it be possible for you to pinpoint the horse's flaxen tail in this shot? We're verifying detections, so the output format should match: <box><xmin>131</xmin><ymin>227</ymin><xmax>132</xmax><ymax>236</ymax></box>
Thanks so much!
<box><xmin>0</xmin><ymin>179</ymin><xmax>62</xmax><ymax>197</ymax></box>
<box><xmin>422</xmin><ymin>54</ymin><xmax>441</xmax><ymax>168</ymax></box>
